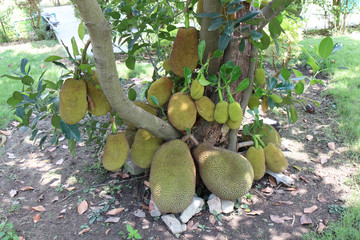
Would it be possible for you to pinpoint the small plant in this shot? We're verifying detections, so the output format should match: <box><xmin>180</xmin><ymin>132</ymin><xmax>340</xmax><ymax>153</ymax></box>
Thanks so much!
<box><xmin>104</xmin><ymin>182</ymin><xmax>122</xmax><ymax>195</ymax></box>
<box><xmin>8</xmin><ymin>202</ymin><xmax>21</xmax><ymax>213</ymax></box>
<box><xmin>0</xmin><ymin>219</ymin><xmax>19</xmax><ymax>240</ymax></box>
<box><xmin>212</xmin><ymin>210</ymin><xmax>223</xmax><ymax>221</ymax></box>
<box><xmin>328</xmin><ymin>204</ymin><xmax>346</xmax><ymax>214</ymax></box>
<box><xmin>87</xmin><ymin>197</ymin><xmax>115</xmax><ymax>224</ymax></box>
<box><xmin>56</xmin><ymin>184</ymin><xmax>64</xmax><ymax>193</ymax></box>
<box><xmin>126</xmin><ymin>224</ymin><xmax>142</xmax><ymax>240</ymax></box>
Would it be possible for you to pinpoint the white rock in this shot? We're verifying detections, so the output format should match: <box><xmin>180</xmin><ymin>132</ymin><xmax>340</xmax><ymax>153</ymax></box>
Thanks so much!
<box><xmin>221</xmin><ymin>200</ymin><xmax>235</xmax><ymax>214</ymax></box>
<box><xmin>161</xmin><ymin>214</ymin><xmax>187</xmax><ymax>234</ymax></box>
<box><xmin>149</xmin><ymin>197</ymin><xmax>162</xmax><ymax>217</ymax></box>
<box><xmin>208</xmin><ymin>193</ymin><xmax>217</xmax><ymax>200</ymax></box>
<box><xmin>180</xmin><ymin>196</ymin><xmax>205</xmax><ymax>223</ymax></box>
<box><xmin>207</xmin><ymin>196</ymin><xmax>222</xmax><ymax>214</ymax></box>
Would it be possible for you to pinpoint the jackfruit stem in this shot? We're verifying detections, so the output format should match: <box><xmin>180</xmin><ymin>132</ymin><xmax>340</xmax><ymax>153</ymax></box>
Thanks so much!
<box><xmin>217</xmin><ymin>77</ymin><xmax>223</xmax><ymax>102</ymax></box>
<box><xmin>226</xmin><ymin>85</ymin><xmax>235</xmax><ymax>103</ymax></box>
<box><xmin>111</xmin><ymin>118</ymin><xmax>117</xmax><ymax>134</ymax></box>
<box><xmin>256</xmin><ymin>135</ymin><xmax>266</xmax><ymax>148</ymax></box>
<box><xmin>185</xmin><ymin>0</ymin><xmax>191</xmax><ymax>28</ymax></box>
<box><xmin>258</xmin><ymin>52</ymin><xmax>263</xmax><ymax>69</ymax></box>
<box><xmin>252</xmin><ymin>135</ymin><xmax>259</xmax><ymax>149</ymax></box>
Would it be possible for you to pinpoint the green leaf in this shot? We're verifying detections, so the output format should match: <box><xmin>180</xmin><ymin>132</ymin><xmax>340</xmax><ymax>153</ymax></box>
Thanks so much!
<box><xmin>239</xmin><ymin>39</ymin><xmax>245</xmax><ymax>53</ymax></box>
<box><xmin>224</xmin><ymin>21</ymin><xmax>234</xmax><ymax>36</ymax></box>
<box><xmin>68</xmin><ymin>138</ymin><xmax>76</xmax><ymax>156</ymax></box>
<box><xmin>318</xmin><ymin>36</ymin><xmax>334</xmax><ymax>60</ymax></box>
<box><xmin>184</xmin><ymin>66</ymin><xmax>192</xmax><ymax>85</ymax></box>
<box><xmin>229</xmin><ymin>66</ymin><xmax>242</xmax><ymax>83</ymax></box>
<box><xmin>267</xmin><ymin>77</ymin><xmax>277</xmax><ymax>90</ymax></box>
<box><xmin>236</xmin><ymin>11</ymin><xmax>260</xmax><ymax>23</ymax></box>
<box><xmin>78</xmin><ymin>22</ymin><xmax>85</xmax><ymax>41</ymax></box>
<box><xmin>126</xmin><ymin>56</ymin><xmax>136</xmax><ymax>70</ymax></box>
<box><xmin>212</xmin><ymin>49</ymin><xmax>223</xmax><ymax>58</ymax></box>
<box><xmin>59</xmin><ymin>120</ymin><xmax>81</xmax><ymax>142</ymax></box>
<box><xmin>208</xmin><ymin>18</ymin><xmax>226</xmax><ymax>31</ymax></box>
<box><xmin>269</xmin><ymin>18</ymin><xmax>283</xmax><ymax>38</ymax></box>
<box><xmin>128</xmin><ymin>88</ymin><xmax>137</xmax><ymax>101</ymax></box>
<box><xmin>218</xmin><ymin>33</ymin><xmax>231</xmax><ymax>51</ymax></box>
<box><xmin>149</xmin><ymin>95</ymin><xmax>159</xmax><ymax>107</ymax></box>
<box><xmin>21</xmin><ymin>75</ymin><xmax>34</xmax><ymax>86</ymax></box>
<box><xmin>259</xmin><ymin>30</ymin><xmax>270</xmax><ymax>50</ymax></box>
<box><xmin>199</xmin><ymin>74</ymin><xmax>211</xmax><ymax>86</ymax></box>
<box><xmin>290</xmin><ymin>105</ymin><xmax>298</xmax><ymax>123</ymax></box>
<box><xmin>280</xmin><ymin>68</ymin><xmax>291</xmax><ymax>80</ymax></box>
<box><xmin>198</xmin><ymin>40</ymin><xmax>206</xmax><ymax>63</ymax></box>
<box><xmin>228</xmin><ymin>4</ymin><xmax>244</xmax><ymax>14</ymax></box>
<box><xmin>20</xmin><ymin>58</ymin><xmax>29</xmax><ymax>75</ymax></box>
<box><xmin>294</xmin><ymin>81</ymin><xmax>304</xmax><ymax>95</ymax></box>
<box><xmin>235</xmin><ymin>78</ymin><xmax>249</xmax><ymax>93</ymax></box>
<box><xmin>71</xmin><ymin>37</ymin><xmax>79</xmax><ymax>56</ymax></box>
<box><xmin>44</xmin><ymin>55</ymin><xmax>63</xmax><ymax>62</ymax></box>
<box><xmin>292</xmin><ymin>69</ymin><xmax>303</xmax><ymax>77</ymax></box>
<box><xmin>51</xmin><ymin>114</ymin><xmax>61</xmax><ymax>129</ymax></box>
<box><xmin>307</xmin><ymin>56</ymin><xmax>319</xmax><ymax>73</ymax></box>
<box><xmin>109</xmin><ymin>11</ymin><xmax>120</xmax><ymax>19</ymax></box>
<box><xmin>250</xmin><ymin>30</ymin><xmax>263</xmax><ymax>40</ymax></box>
<box><xmin>196</xmin><ymin>13</ymin><xmax>222</xmax><ymax>18</ymax></box>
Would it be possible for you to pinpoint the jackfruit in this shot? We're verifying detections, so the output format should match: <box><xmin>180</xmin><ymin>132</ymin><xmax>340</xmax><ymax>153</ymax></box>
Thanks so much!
<box><xmin>131</xmin><ymin>129</ymin><xmax>163</xmax><ymax>169</ymax></box>
<box><xmin>125</xmin><ymin>101</ymin><xmax>157</xmax><ymax>130</ymax></box>
<box><xmin>245</xmin><ymin>146</ymin><xmax>266</xmax><ymax>180</ymax></box>
<box><xmin>255</xmin><ymin>68</ymin><xmax>266</xmax><ymax>85</ymax></box>
<box><xmin>170</xmin><ymin>27</ymin><xmax>199</xmax><ymax>77</ymax></box>
<box><xmin>59</xmin><ymin>78</ymin><xmax>88</xmax><ymax>125</ymax></box>
<box><xmin>168</xmin><ymin>92</ymin><xmax>197</xmax><ymax>131</ymax></box>
<box><xmin>147</xmin><ymin>77</ymin><xmax>174</xmax><ymax>108</ymax></box>
<box><xmin>228</xmin><ymin>102</ymin><xmax>242</xmax><ymax>121</ymax></box>
<box><xmin>192</xmin><ymin>143</ymin><xmax>254</xmax><ymax>200</ymax></box>
<box><xmin>261</xmin><ymin>124</ymin><xmax>281</xmax><ymax>148</ymax></box>
<box><xmin>150</xmin><ymin>139</ymin><xmax>196</xmax><ymax>213</ymax></box>
<box><xmin>226</xmin><ymin>113</ymin><xmax>243</xmax><ymax>130</ymax></box>
<box><xmin>261</xmin><ymin>97</ymin><xmax>269</xmax><ymax>112</ymax></box>
<box><xmin>102</xmin><ymin>132</ymin><xmax>129</xmax><ymax>172</ymax></box>
<box><xmin>214</xmin><ymin>101</ymin><xmax>229</xmax><ymax>124</ymax></box>
<box><xmin>264</xmin><ymin>143</ymin><xmax>288</xmax><ymax>173</ymax></box>
<box><xmin>85</xmin><ymin>74</ymin><xmax>111</xmax><ymax>116</ymax></box>
<box><xmin>248</xmin><ymin>94</ymin><xmax>260</xmax><ymax>110</ymax></box>
<box><xmin>195</xmin><ymin>96</ymin><xmax>215</xmax><ymax>122</ymax></box>
<box><xmin>196</xmin><ymin>0</ymin><xmax>204</xmax><ymax>15</ymax></box>
<box><xmin>270</xmin><ymin>93</ymin><xmax>282</xmax><ymax>103</ymax></box>
<box><xmin>124</xmin><ymin>128</ymin><xmax>136</xmax><ymax>147</ymax></box>
<box><xmin>190</xmin><ymin>79</ymin><xmax>204</xmax><ymax>100</ymax></box>
<box><xmin>163</xmin><ymin>58</ymin><xmax>171</xmax><ymax>72</ymax></box>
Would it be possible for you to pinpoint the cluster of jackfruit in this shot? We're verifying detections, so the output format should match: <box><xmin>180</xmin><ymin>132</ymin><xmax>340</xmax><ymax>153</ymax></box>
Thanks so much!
<box><xmin>59</xmin><ymin>72</ymin><xmax>112</xmax><ymax>125</ymax></box>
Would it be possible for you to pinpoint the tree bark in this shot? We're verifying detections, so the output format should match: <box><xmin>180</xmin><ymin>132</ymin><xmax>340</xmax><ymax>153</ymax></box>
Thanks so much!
<box><xmin>72</xmin><ymin>0</ymin><xmax>181</xmax><ymax>140</ymax></box>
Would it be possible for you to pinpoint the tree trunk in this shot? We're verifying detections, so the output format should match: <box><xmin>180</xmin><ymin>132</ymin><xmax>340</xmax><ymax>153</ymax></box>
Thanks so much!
<box><xmin>0</xmin><ymin>17</ymin><xmax>9</xmax><ymax>40</ymax></box>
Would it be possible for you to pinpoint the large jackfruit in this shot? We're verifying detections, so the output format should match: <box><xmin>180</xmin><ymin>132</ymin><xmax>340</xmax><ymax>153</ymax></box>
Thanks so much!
<box><xmin>228</xmin><ymin>102</ymin><xmax>242</xmax><ymax>122</ymax></box>
<box><xmin>163</xmin><ymin>58</ymin><xmax>171</xmax><ymax>72</ymax></box>
<box><xmin>255</xmin><ymin>68</ymin><xmax>266</xmax><ymax>85</ymax></box>
<box><xmin>125</xmin><ymin>101</ymin><xmax>157</xmax><ymax>130</ymax></box>
<box><xmin>147</xmin><ymin>77</ymin><xmax>174</xmax><ymax>108</ymax></box>
<box><xmin>226</xmin><ymin>114</ymin><xmax>243</xmax><ymax>130</ymax></box>
<box><xmin>261</xmin><ymin>124</ymin><xmax>281</xmax><ymax>148</ymax></box>
<box><xmin>245</xmin><ymin>146</ymin><xmax>266</xmax><ymax>180</ymax></box>
<box><xmin>85</xmin><ymin>74</ymin><xmax>111</xmax><ymax>116</ymax></box>
<box><xmin>214</xmin><ymin>101</ymin><xmax>229</xmax><ymax>124</ymax></box>
<box><xmin>170</xmin><ymin>27</ymin><xmax>199</xmax><ymax>77</ymax></box>
<box><xmin>131</xmin><ymin>129</ymin><xmax>163</xmax><ymax>169</ymax></box>
<box><xmin>167</xmin><ymin>92</ymin><xmax>197</xmax><ymax>131</ymax></box>
<box><xmin>59</xmin><ymin>78</ymin><xmax>88</xmax><ymax>125</ymax></box>
<box><xmin>190</xmin><ymin>79</ymin><xmax>204</xmax><ymax>100</ymax></box>
<box><xmin>150</xmin><ymin>139</ymin><xmax>196</xmax><ymax>213</ymax></box>
<box><xmin>192</xmin><ymin>143</ymin><xmax>254</xmax><ymax>200</ymax></box>
<box><xmin>248</xmin><ymin>94</ymin><xmax>260</xmax><ymax>110</ymax></box>
<box><xmin>102</xmin><ymin>132</ymin><xmax>130</xmax><ymax>172</ymax></box>
<box><xmin>195</xmin><ymin>96</ymin><xmax>215</xmax><ymax>122</ymax></box>
<box><xmin>264</xmin><ymin>143</ymin><xmax>288</xmax><ymax>173</ymax></box>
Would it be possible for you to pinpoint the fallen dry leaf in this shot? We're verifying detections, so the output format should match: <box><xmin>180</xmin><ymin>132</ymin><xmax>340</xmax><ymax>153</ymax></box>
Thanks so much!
<box><xmin>188</xmin><ymin>221</ymin><xmax>199</xmax><ymax>231</ymax></box>
<box><xmin>268</xmin><ymin>176</ymin><xmax>277</xmax><ymax>186</ymax></box>
<box><xmin>31</xmin><ymin>206</ymin><xmax>46</xmax><ymax>212</ymax></box>
<box><xmin>143</xmin><ymin>181</ymin><xmax>150</xmax><ymax>188</ymax></box>
<box><xmin>209</xmin><ymin>215</ymin><xmax>216</xmax><ymax>225</ymax></box>
<box><xmin>106</xmin><ymin>208</ymin><xmax>125</xmax><ymax>215</ymax></box>
<box><xmin>105</xmin><ymin>217</ymin><xmax>120</xmax><ymax>223</ymax></box>
<box><xmin>59</xmin><ymin>209</ymin><xmax>66</xmax><ymax>214</ymax></box>
<box><xmin>65</xmin><ymin>187</ymin><xmax>76</xmax><ymax>191</ymax></box>
<box><xmin>317</xmin><ymin>222</ymin><xmax>326</xmax><ymax>234</ymax></box>
<box><xmin>328</xmin><ymin>142</ymin><xmax>336</xmax><ymax>150</ymax></box>
<box><xmin>317</xmin><ymin>194</ymin><xmax>326</xmax><ymax>202</ymax></box>
<box><xmin>51</xmin><ymin>196</ymin><xmax>59</xmax><ymax>203</ymax></box>
<box><xmin>55</xmin><ymin>159</ymin><xmax>64</xmax><ymax>165</ymax></box>
<box><xmin>300</xmin><ymin>215</ymin><xmax>313</xmax><ymax>225</ymax></box>
<box><xmin>47</xmin><ymin>146</ymin><xmax>57</xmax><ymax>152</ymax></box>
<box><xmin>141</xmin><ymin>203</ymin><xmax>149</xmax><ymax>210</ymax></box>
<box><xmin>273</xmin><ymin>201</ymin><xmax>294</xmax><ymax>206</ymax></box>
<box><xmin>33</xmin><ymin>214</ymin><xmax>41</xmax><ymax>223</ymax></box>
<box><xmin>280</xmin><ymin>216</ymin><xmax>293</xmax><ymax>221</ymax></box>
<box><xmin>246</xmin><ymin>210</ymin><xmax>264</xmax><ymax>216</ymax></box>
<box><xmin>9</xmin><ymin>189</ymin><xmax>18</xmax><ymax>197</ymax></box>
<box><xmin>270</xmin><ymin>215</ymin><xmax>285</xmax><ymax>224</ymax></box>
<box><xmin>38</xmin><ymin>193</ymin><xmax>44</xmax><ymax>202</ymax></box>
<box><xmin>304</xmin><ymin>205</ymin><xmax>318</xmax><ymax>214</ymax></box>
<box><xmin>78</xmin><ymin>200</ymin><xmax>88</xmax><ymax>215</ymax></box>
<box><xmin>133</xmin><ymin>209</ymin><xmax>146</xmax><ymax>218</ymax></box>
<box><xmin>284</xmin><ymin>187</ymin><xmax>297</xmax><ymax>191</ymax></box>
<box><xmin>0</xmin><ymin>130</ymin><xmax>11</xmax><ymax>136</ymax></box>
<box><xmin>120</xmin><ymin>173</ymin><xmax>129</xmax><ymax>178</ymax></box>
<box><xmin>105</xmin><ymin>228</ymin><xmax>111</xmax><ymax>235</ymax></box>
<box><xmin>306</xmin><ymin>135</ymin><xmax>314</xmax><ymax>141</ymax></box>
<box><xmin>262</xmin><ymin>187</ymin><xmax>274</xmax><ymax>194</ymax></box>
<box><xmin>320</xmin><ymin>157</ymin><xmax>328</xmax><ymax>165</ymax></box>
<box><xmin>299</xmin><ymin>176</ymin><xmax>309</xmax><ymax>183</ymax></box>
<box><xmin>78</xmin><ymin>228</ymin><xmax>90</xmax><ymax>235</ymax></box>
<box><xmin>21</xmin><ymin>186</ymin><xmax>34</xmax><ymax>191</ymax></box>
<box><xmin>87</xmin><ymin>95</ymin><xmax>95</xmax><ymax>110</ymax></box>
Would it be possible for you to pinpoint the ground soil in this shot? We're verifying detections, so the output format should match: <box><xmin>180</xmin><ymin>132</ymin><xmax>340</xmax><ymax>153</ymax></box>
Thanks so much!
<box><xmin>0</xmin><ymin>76</ymin><xmax>359</xmax><ymax>240</ymax></box>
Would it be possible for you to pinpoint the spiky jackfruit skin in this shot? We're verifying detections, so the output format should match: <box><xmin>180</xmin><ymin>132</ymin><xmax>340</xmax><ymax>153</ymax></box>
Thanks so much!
<box><xmin>131</xmin><ymin>129</ymin><xmax>163</xmax><ymax>169</ymax></box>
<box><xmin>261</xmin><ymin>97</ymin><xmax>269</xmax><ymax>112</ymax></box>
<box><xmin>59</xmin><ymin>78</ymin><xmax>88</xmax><ymax>125</ymax></box>
<box><xmin>125</xmin><ymin>101</ymin><xmax>158</xmax><ymax>130</ymax></box>
<box><xmin>168</xmin><ymin>92</ymin><xmax>197</xmax><ymax>131</ymax></box>
<box><xmin>147</xmin><ymin>77</ymin><xmax>174</xmax><ymax>108</ymax></box>
<box><xmin>264</xmin><ymin>143</ymin><xmax>288</xmax><ymax>173</ymax></box>
<box><xmin>163</xmin><ymin>58</ymin><xmax>171</xmax><ymax>72</ymax></box>
<box><xmin>85</xmin><ymin>74</ymin><xmax>111</xmax><ymax>116</ymax></box>
<box><xmin>170</xmin><ymin>27</ymin><xmax>199</xmax><ymax>77</ymax></box>
<box><xmin>255</xmin><ymin>68</ymin><xmax>266</xmax><ymax>85</ymax></box>
<box><xmin>192</xmin><ymin>143</ymin><xmax>254</xmax><ymax>200</ymax></box>
<box><xmin>102</xmin><ymin>133</ymin><xmax>129</xmax><ymax>172</ymax></box>
<box><xmin>150</xmin><ymin>139</ymin><xmax>196</xmax><ymax>213</ymax></box>
<box><xmin>195</xmin><ymin>96</ymin><xmax>215</xmax><ymax>122</ymax></box>
<box><xmin>248</xmin><ymin>94</ymin><xmax>260</xmax><ymax>110</ymax></box>
<box><xmin>124</xmin><ymin>128</ymin><xmax>136</xmax><ymax>147</ymax></box>
<box><xmin>190</xmin><ymin>79</ymin><xmax>204</xmax><ymax>100</ymax></box>
<box><xmin>245</xmin><ymin>146</ymin><xmax>266</xmax><ymax>180</ymax></box>
<box><xmin>261</xmin><ymin>124</ymin><xmax>281</xmax><ymax>148</ymax></box>
<box><xmin>226</xmin><ymin>113</ymin><xmax>243</xmax><ymax>129</ymax></box>
<box><xmin>228</xmin><ymin>102</ymin><xmax>242</xmax><ymax>121</ymax></box>
<box><xmin>214</xmin><ymin>101</ymin><xmax>229</xmax><ymax>124</ymax></box>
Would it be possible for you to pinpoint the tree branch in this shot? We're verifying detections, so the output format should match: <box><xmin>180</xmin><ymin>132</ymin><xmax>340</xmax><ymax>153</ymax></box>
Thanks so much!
<box><xmin>72</xmin><ymin>0</ymin><xmax>181</xmax><ymax>140</ymax></box>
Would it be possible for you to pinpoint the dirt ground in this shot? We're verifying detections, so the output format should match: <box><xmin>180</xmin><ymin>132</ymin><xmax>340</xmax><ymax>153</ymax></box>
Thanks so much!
<box><xmin>1</xmin><ymin>76</ymin><xmax>359</xmax><ymax>240</ymax></box>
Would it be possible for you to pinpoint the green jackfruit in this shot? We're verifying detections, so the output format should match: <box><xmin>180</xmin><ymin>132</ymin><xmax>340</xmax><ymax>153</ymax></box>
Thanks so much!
<box><xmin>125</xmin><ymin>101</ymin><xmax>157</xmax><ymax>130</ymax></box>
<box><xmin>245</xmin><ymin>146</ymin><xmax>266</xmax><ymax>180</ymax></box>
<box><xmin>163</xmin><ymin>58</ymin><xmax>171</xmax><ymax>72</ymax></box>
<box><xmin>214</xmin><ymin>101</ymin><xmax>229</xmax><ymax>124</ymax></box>
<box><xmin>195</xmin><ymin>96</ymin><xmax>215</xmax><ymax>122</ymax></box>
<box><xmin>131</xmin><ymin>129</ymin><xmax>163</xmax><ymax>169</ymax></box>
<box><xmin>261</xmin><ymin>97</ymin><xmax>269</xmax><ymax>112</ymax></box>
<box><xmin>196</xmin><ymin>0</ymin><xmax>204</xmax><ymax>14</ymax></box>
<box><xmin>150</xmin><ymin>139</ymin><xmax>196</xmax><ymax>213</ymax></box>
<box><xmin>264</xmin><ymin>143</ymin><xmax>288</xmax><ymax>173</ymax></box>
<box><xmin>168</xmin><ymin>92</ymin><xmax>197</xmax><ymax>131</ymax></box>
<box><xmin>261</xmin><ymin>124</ymin><xmax>281</xmax><ymax>148</ymax></box>
<box><xmin>255</xmin><ymin>68</ymin><xmax>266</xmax><ymax>85</ymax></box>
<box><xmin>248</xmin><ymin>94</ymin><xmax>260</xmax><ymax>110</ymax></box>
<box><xmin>228</xmin><ymin>102</ymin><xmax>242</xmax><ymax>122</ymax></box>
<box><xmin>102</xmin><ymin>132</ymin><xmax>129</xmax><ymax>172</ymax></box>
<box><xmin>270</xmin><ymin>93</ymin><xmax>282</xmax><ymax>103</ymax></box>
<box><xmin>226</xmin><ymin>114</ymin><xmax>243</xmax><ymax>129</ymax></box>
<box><xmin>190</xmin><ymin>79</ymin><xmax>204</xmax><ymax>100</ymax></box>
<box><xmin>192</xmin><ymin>143</ymin><xmax>254</xmax><ymax>200</ymax></box>
<box><xmin>170</xmin><ymin>27</ymin><xmax>199</xmax><ymax>77</ymax></box>
<box><xmin>147</xmin><ymin>77</ymin><xmax>174</xmax><ymax>108</ymax></box>
<box><xmin>85</xmin><ymin>74</ymin><xmax>111</xmax><ymax>116</ymax></box>
<box><xmin>59</xmin><ymin>78</ymin><xmax>88</xmax><ymax>125</ymax></box>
